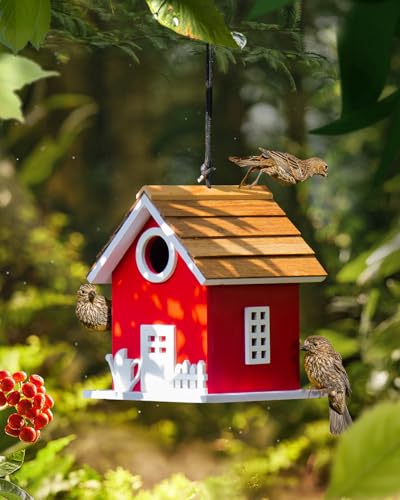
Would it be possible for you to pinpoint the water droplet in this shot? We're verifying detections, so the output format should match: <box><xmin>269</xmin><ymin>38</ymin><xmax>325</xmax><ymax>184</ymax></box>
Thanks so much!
<box><xmin>5</xmin><ymin>271</ymin><xmax>10</xmax><ymax>276</ymax></box>
<box><xmin>172</xmin><ymin>16</ymin><xmax>179</xmax><ymax>26</ymax></box>
<box><xmin>231</xmin><ymin>31</ymin><xmax>247</xmax><ymax>50</ymax></box>
<box><xmin>137</xmin><ymin>409</ymin><xmax>141</xmax><ymax>414</ymax></box>
<box><xmin>15</xmin><ymin>157</ymin><xmax>19</xmax><ymax>161</ymax></box>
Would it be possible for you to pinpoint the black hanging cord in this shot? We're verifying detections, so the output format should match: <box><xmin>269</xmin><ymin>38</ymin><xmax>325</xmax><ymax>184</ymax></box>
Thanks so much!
<box><xmin>198</xmin><ymin>44</ymin><xmax>216</xmax><ymax>188</ymax></box>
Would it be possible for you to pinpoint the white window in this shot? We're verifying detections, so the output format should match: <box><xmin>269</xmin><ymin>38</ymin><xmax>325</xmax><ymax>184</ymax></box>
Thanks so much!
<box><xmin>136</xmin><ymin>227</ymin><xmax>177</xmax><ymax>283</ymax></box>
<box><xmin>244</xmin><ymin>306</ymin><xmax>270</xmax><ymax>365</ymax></box>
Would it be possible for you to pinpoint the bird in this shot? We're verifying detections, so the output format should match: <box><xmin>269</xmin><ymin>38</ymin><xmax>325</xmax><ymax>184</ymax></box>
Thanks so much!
<box><xmin>228</xmin><ymin>148</ymin><xmax>328</xmax><ymax>187</ymax></box>
<box><xmin>301</xmin><ymin>335</ymin><xmax>352</xmax><ymax>435</ymax></box>
<box><xmin>75</xmin><ymin>283</ymin><xmax>111</xmax><ymax>332</ymax></box>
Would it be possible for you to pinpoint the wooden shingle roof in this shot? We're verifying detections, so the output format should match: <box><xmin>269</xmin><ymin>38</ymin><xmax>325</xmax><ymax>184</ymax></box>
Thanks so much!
<box><xmin>88</xmin><ymin>185</ymin><xmax>327</xmax><ymax>284</ymax></box>
<box><xmin>135</xmin><ymin>185</ymin><xmax>327</xmax><ymax>283</ymax></box>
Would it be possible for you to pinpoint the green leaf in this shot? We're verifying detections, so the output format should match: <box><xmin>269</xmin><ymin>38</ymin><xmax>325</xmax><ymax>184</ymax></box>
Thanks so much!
<box><xmin>311</xmin><ymin>89</ymin><xmax>400</xmax><ymax>135</ymax></box>
<box><xmin>0</xmin><ymin>479</ymin><xmax>33</xmax><ymax>500</ymax></box>
<box><xmin>338</xmin><ymin>0</ymin><xmax>400</xmax><ymax>115</ymax></box>
<box><xmin>0</xmin><ymin>450</ymin><xmax>25</xmax><ymax>478</ymax></box>
<box><xmin>327</xmin><ymin>401</ymin><xmax>400</xmax><ymax>498</ymax></box>
<box><xmin>0</xmin><ymin>0</ymin><xmax>51</xmax><ymax>52</ymax></box>
<box><xmin>336</xmin><ymin>250</ymin><xmax>369</xmax><ymax>283</ymax></box>
<box><xmin>0</xmin><ymin>54</ymin><xmax>58</xmax><ymax>122</ymax></box>
<box><xmin>248</xmin><ymin>0</ymin><xmax>295</xmax><ymax>19</ymax></box>
<box><xmin>145</xmin><ymin>0</ymin><xmax>236</xmax><ymax>48</ymax></box>
<box><xmin>372</xmin><ymin>95</ymin><xmax>400</xmax><ymax>183</ymax></box>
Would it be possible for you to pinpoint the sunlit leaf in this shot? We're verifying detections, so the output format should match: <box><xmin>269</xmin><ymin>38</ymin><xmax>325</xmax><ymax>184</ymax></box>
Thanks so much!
<box><xmin>336</xmin><ymin>250</ymin><xmax>369</xmax><ymax>283</ymax></box>
<box><xmin>327</xmin><ymin>401</ymin><xmax>400</xmax><ymax>498</ymax></box>
<box><xmin>0</xmin><ymin>450</ymin><xmax>25</xmax><ymax>478</ymax></box>
<box><xmin>0</xmin><ymin>54</ymin><xmax>58</xmax><ymax>122</ymax></box>
<box><xmin>311</xmin><ymin>90</ymin><xmax>400</xmax><ymax>135</ymax></box>
<box><xmin>0</xmin><ymin>479</ymin><xmax>33</xmax><ymax>500</ymax></box>
<box><xmin>0</xmin><ymin>0</ymin><xmax>51</xmax><ymax>52</ymax></box>
<box><xmin>145</xmin><ymin>0</ymin><xmax>236</xmax><ymax>48</ymax></box>
<box><xmin>337</xmin><ymin>0</ymin><xmax>400</xmax><ymax>115</ymax></box>
<box><xmin>248</xmin><ymin>0</ymin><xmax>295</xmax><ymax>19</ymax></box>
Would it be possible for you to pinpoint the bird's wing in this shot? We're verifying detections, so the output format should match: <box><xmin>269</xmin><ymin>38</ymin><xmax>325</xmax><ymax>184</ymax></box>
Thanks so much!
<box><xmin>332</xmin><ymin>353</ymin><xmax>351</xmax><ymax>396</ymax></box>
<box><xmin>260</xmin><ymin>148</ymin><xmax>301</xmax><ymax>171</ymax></box>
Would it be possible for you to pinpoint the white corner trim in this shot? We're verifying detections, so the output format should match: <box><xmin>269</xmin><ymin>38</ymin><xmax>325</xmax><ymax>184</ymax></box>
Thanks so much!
<box><xmin>204</xmin><ymin>276</ymin><xmax>327</xmax><ymax>286</ymax></box>
<box><xmin>87</xmin><ymin>194</ymin><xmax>206</xmax><ymax>285</ymax></box>
<box><xmin>83</xmin><ymin>388</ymin><xmax>325</xmax><ymax>403</ymax></box>
<box><xmin>136</xmin><ymin>227</ymin><xmax>177</xmax><ymax>283</ymax></box>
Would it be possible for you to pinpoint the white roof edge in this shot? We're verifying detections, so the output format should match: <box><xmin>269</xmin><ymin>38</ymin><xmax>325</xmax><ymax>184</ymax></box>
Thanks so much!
<box><xmin>204</xmin><ymin>276</ymin><xmax>327</xmax><ymax>286</ymax></box>
<box><xmin>87</xmin><ymin>194</ymin><xmax>207</xmax><ymax>286</ymax></box>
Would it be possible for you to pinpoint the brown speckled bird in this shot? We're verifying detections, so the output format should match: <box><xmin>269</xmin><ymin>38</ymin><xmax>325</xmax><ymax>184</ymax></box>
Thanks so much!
<box><xmin>301</xmin><ymin>335</ymin><xmax>352</xmax><ymax>435</ymax></box>
<box><xmin>229</xmin><ymin>148</ymin><xmax>328</xmax><ymax>187</ymax></box>
<box><xmin>75</xmin><ymin>284</ymin><xmax>111</xmax><ymax>332</ymax></box>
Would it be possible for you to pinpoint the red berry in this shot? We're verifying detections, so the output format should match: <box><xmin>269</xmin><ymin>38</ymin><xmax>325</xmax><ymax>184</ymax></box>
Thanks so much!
<box><xmin>33</xmin><ymin>413</ymin><xmax>49</xmax><ymax>430</ymax></box>
<box><xmin>36</xmin><ymin>385</ymin><xmax>46</xmax><ymax>394</ymax></box>
<box><xmin>0</xmin><ymin>370</ymin><xmax>11</xmax><ymax>381</ymax></box>
<box><xmin>0</xmin><ymin>392</ymin><xmax>7</xmax><ymax>406</ymax></box>
<box><xmin>44</xmin><ymin>394</ymin><xmax>54</xmax><ymax>409</ymax></box>
<box><xmin>5</xmin><ymin>425</ymin><xmax>20</xmax><ymax>437</ymax></box>
<box><xmin>17</xmin><ymin>399</ymin><xmax>32</xmax><ymax>416</ymax></box>
<box><xmin>43</xmin><ymin>408</ymin><xmax>53</xmax><ymax>423</ymax></box>
<box><xmin>21</xmin><ymin>382</ymin><xmax>37</xmax><ymax>398</ymax></box>
<box><xmin>32</xmin><ymin>393</ymin><xmax>46</xmax><ymax>409</ymax></box>
<box><xmin>7</xmin><ymin>414</ymin><xmax>25</xmax><ymax>431</ymax></box>
<box><xmin>0</xmin><ymin>377</ymin><xmax>15</xmax><ymax>393</ymax></box>
<box><xmin>25</xmin><ymin>407</ymin><xmax>39</xmax><ymax>420</ymax></box>
<box><xmin>19</xmin><ymin>426</ymin><xmax>38</xmax><ymax>443</ymax></box>
<box><xmin>12</xmin><ymin>371</ymin><xmax>27</xmax><ymax>383</ymax></box>
<box><xmin>29</xmin><ymin>374</ymin><xmax>44</xmax><ymax>388</ymax></box>
<box><xmin>6</xmin><ymin>391</ymin><xmax>20</xmax><ymax>406</ymax></box>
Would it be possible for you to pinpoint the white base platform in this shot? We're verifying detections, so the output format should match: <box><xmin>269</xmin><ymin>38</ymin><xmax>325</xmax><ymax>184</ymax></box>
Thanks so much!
<box><xmin>83</xmin><ymin>388</ymin><xmax>324</xmax><ymax>403</ymax></box>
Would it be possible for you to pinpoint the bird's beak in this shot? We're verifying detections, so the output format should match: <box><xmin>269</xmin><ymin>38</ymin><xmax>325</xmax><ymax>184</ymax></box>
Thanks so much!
<box><xmin>88</xmin><ymin>290</ymin><xmax>96</xmax><ymax>302</ymax></box>
<box><xmin>300</xmin><ymin>344</ymin><xmax>307</xmax><ymax>351</ymax></box>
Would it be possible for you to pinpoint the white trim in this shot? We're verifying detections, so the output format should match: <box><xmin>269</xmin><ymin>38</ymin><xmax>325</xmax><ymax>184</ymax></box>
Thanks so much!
<box><xmin>204</xmin><ymin>276</ymin><xmax>326</xmax><ymax>286</ymax></box>
<box><xmin>83</xmin><ymin>388</ymin><xmax>324</xmax><ymax>403</ymax></box>
<box><xmin>136</xmin><ymin>227</ymin><xmax>177</xmax><ymax>283</ymax></box>
<box><xmin>244</xmin><ymin>306</ymin><xmax>271</xmax><ymax>365</ymax></box>
<box><xmin>87</xmin><ymin>194</ymin><xmax>206</xmax><ymax>285</ymax></box>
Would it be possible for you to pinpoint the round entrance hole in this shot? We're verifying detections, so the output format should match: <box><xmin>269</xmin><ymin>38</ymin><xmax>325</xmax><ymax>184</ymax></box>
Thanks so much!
<box><xmin>147</xmin><ymin>236</ymin><xmax>169</xmax><ymax>273</ymax></box>
<box><xmin>136</xmin><ymin>227</ymin><xmax>177</xmax><ymax>283</ymax></box>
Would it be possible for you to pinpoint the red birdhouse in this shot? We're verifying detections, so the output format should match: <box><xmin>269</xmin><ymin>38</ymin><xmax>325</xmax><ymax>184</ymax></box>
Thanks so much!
<box><xmin>84</xmin><ymin>185</ymin><xmax>326</xmax><ymax>403</ymax></box>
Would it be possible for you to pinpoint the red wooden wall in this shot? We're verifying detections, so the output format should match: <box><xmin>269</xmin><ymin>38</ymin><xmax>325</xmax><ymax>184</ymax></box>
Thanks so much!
<box><xmin>112</xmin><ymin>218</ymin><xmax>208</xmax><ymax>392</ymax></box>
<box><xmin>206</xmin><ymin>284</ymin><xmax>300</xmax><ymax>393</ymax></box>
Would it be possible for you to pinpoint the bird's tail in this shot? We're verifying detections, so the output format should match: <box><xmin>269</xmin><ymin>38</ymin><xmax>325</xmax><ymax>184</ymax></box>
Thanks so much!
<box><xmin>228</xmin><ymin>156</ymin><xmax>261</xmax><ymax>168</ymax></box>
<box><xmin>329</xmin><ymin>405</ymin><xmax>352</xmax><ymax>435</ymax></box>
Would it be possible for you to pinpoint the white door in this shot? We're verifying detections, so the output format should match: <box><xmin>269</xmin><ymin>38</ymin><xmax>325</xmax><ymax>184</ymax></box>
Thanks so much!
<box><xmin>140</xmin><ymin>325</ymin><xmax>176</xmax><ymax>393</ymax></box>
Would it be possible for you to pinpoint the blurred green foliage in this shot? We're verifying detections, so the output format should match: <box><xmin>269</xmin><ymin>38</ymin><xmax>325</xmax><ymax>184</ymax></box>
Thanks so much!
<box><xmin>0</xmin><ymin>0</ymin><xmax>399</xmax><ymax>498</ymax></box>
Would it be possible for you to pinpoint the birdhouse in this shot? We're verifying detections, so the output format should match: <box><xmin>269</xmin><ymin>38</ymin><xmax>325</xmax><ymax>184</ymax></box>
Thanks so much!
<box><xmin>84</xmin><ymin>185</ymin><xmax>327</xmax><ymax>403</ymax></box>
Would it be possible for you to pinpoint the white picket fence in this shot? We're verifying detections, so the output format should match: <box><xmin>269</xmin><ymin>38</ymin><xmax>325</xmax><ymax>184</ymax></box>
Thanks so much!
<box><xmin>173</xmin><ymin>360</ymin><xmax>208</xmax><ymax>392</ymax></box>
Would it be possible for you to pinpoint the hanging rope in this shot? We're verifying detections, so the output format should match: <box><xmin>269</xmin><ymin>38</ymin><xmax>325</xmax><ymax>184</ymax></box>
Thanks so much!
<box><xmin>198</xmin><ymin>43</ymin><xmax>216</xmax><ymax>188</ymax></box>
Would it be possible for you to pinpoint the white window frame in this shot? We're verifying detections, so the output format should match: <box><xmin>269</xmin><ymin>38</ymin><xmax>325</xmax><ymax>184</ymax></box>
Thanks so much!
<box><xmin>136</xmin><ymin>227</ymin><xmax>177</xmax><ymax>283</ymax></box>
<box><xmin>244</xmin><ymin>306</ymin><xmax>271</xmax><ymax>365</ymax></box>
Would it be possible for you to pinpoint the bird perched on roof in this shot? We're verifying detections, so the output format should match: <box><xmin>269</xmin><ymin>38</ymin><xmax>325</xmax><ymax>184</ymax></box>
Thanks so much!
<box><xmin>75</xmin><ymin>283</ymin><xmax>111</xmax><ymax>332</ymax></box>
<box><xmin>301</xmin><ymin>335</ymin><xmax>352</xmax><ymax>435</ymax></box>
<box><xmin>229</xmin><ymin>148</ymin><xmax>328</xmax><ymax>187</ymax></box>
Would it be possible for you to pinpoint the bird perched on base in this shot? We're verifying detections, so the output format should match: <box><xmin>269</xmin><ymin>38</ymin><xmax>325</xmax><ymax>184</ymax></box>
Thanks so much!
<box><xmin>229</xmin><ymin>148</ymin><xmax>328</xmax><ymax>187</ymax></box>
<box><xmin>75</xmin><ymin>283</ymin><xmax>111</xmax><ymax>332</ymax></box>
<box><xmin>301</xmin><ymin>335</ymin><xmax>352</xmax><ymax>435</ymax></box>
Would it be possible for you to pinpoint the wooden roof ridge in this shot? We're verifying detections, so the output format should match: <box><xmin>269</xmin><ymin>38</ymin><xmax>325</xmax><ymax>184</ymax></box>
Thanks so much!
<box><xmin>137</xmin><ymin>184</ymin><xmax>273</xmax><ymax>201</ymax></box>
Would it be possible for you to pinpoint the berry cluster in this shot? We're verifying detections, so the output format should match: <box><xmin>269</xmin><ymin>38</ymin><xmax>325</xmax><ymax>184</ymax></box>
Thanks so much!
<box><xmin>0</xmin><ymin>370</ymin><xmax>54</xmax><ymax>443</ymax></box>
